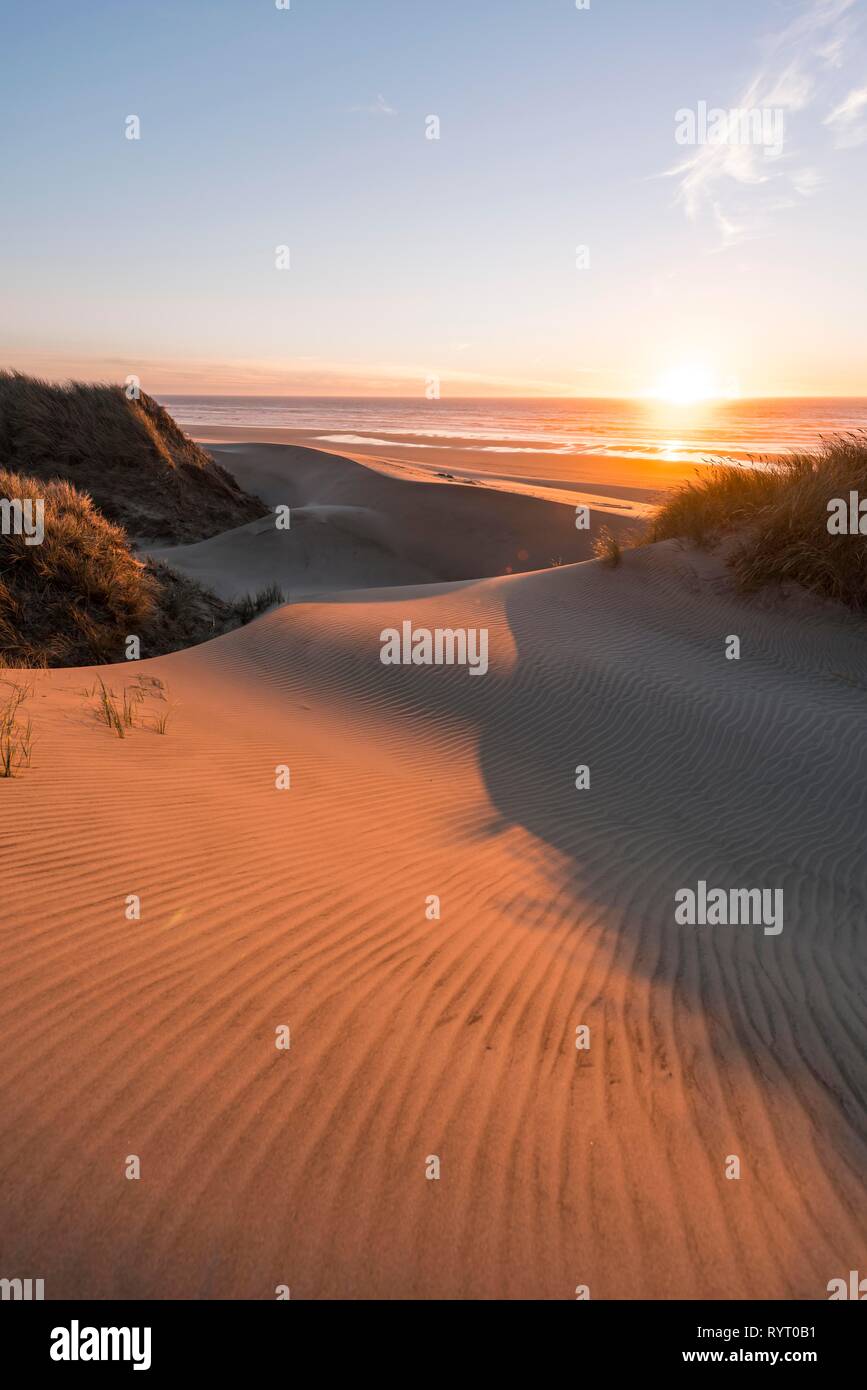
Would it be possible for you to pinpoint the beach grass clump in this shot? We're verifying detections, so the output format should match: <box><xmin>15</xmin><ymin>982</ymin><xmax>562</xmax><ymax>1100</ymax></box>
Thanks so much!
<box><xmin>233</xmin><ymin>584</ymin><xmax>286</xmax><ymax>624</ymax></box>
<box><xmin>95</xmin><ymin>680</ymin><xmax>126</xmax><ymax>737</ymax></box>
<box><xmin>123</xmin><ymin>684</ymin><xmax>146</xmax><ymax>728</ymax></box>
<box><xmin>0</xmin><ymin>467</ymin><xmax>162</xmax><ymax>667</ymax></box>
<box><xmin>0</xmin><ymin>681</ymin><xmax>34</xmax><ymax>775</ymax></box>
<box><xmin>647</xmin><ymin>435</ymin><xmax>867</xmax><ymax>607</ymax></box>
<box><xmin>92</xmin><ymin>678</ymin><xmax>166</xmax><ymax>737</ymax></box>
<box><xmin>0</xmin><ymin>467</ymin><xmax>286</xmax><ymax>668</ymax></box>
<box><xmin>149</xmin><ymin>707</ymin><xmax>172</xmax><ymax>735</ymax></box>
<box><xmin>0</xmin><ymin>370</ymin><xmax>267</xmax><ymax>543</ymax></box>
<box><xmin>593</xmin><ymin>526</ymin><xmax>623</xmax><ymax>568</ymax></box>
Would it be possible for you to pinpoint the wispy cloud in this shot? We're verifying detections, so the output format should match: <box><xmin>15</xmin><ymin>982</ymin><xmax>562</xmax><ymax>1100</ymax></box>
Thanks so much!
<box><xmin>825</xmin><ymin>83</ymin><xmax>867</xmax><ymax>144</ymax></box>
<box><xmin>350</xmin><ymin>93</ymin><xmax>397</xmax><ymax>116</ymax></box>
<box><xmin>764</xmin><ymin>0</ymin><xmax>858</xmax><ymax>54</ymax></box>
<box><xmin>663</xmin><ymin>0</ymin><xmax>864</xmax><ymax>248</ymax></box>
<box><xmin>791</xmin><ymin>165</ymin><xmax>824</xmax><ymax>195</ymax></box>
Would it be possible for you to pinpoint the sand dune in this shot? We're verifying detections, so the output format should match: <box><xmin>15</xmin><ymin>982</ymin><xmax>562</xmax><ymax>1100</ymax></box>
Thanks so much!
<box><xmin>1</xmin><ymin>524</ymin><xmax>865</xmax><ymax>1298</ymax></box>
<box><xmin>192</xmin><ymin>422</ymin><xmax>691</xmax><ymax>500</ymax></box>
<box><xmin>148</xmin><ymin>443</ymin><xmax>639</xmax><ymax>601</ymax></box>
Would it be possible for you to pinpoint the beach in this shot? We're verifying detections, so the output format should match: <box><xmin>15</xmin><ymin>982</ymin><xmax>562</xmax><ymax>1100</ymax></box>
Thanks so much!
<box><xmin>4</xmin><ymin>0</ymin><xmax>867</xmax><ymax>1342</ymax></box>
<box><xmin>0</xmin><ymin>437</ymin><xmax>864</xmax><ymax>1299</ymax></box>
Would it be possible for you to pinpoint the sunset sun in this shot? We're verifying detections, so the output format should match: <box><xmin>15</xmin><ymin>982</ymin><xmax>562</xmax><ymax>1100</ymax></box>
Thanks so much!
<box><xmin>648</xmin><ymin>364</ymin><xmax>737</xmax><ymax>405</ymax></box>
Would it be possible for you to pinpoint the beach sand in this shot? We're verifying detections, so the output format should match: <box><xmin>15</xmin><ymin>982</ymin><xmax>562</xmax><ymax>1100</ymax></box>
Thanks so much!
<box><xmin>0</xmin><ymin>442</ymin><xmax>864</xmax><ymax>1299</ymax></box>
<box><xmin>147</xmin><ymin>441</ymin><xmax>644</xmax><ymax>601</ymax></box>
<box><xmin>192</xmin><ymin>423</ymin><xmax>673</xmax><ymax>503</ymax></box>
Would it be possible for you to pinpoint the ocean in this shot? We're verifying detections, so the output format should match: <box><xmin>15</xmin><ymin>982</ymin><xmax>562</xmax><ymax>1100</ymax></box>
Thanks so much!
<box><xmin>159</xmin><ymin>395</ymin><xmax>867</xmax><ymax>499</ymax></box>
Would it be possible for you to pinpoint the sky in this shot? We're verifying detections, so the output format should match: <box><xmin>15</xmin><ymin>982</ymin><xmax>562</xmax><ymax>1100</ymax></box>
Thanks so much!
<box><xmin>1</xmin><ymin>0</ymin><xmax>866</xmax><ymax>398</ymax></box>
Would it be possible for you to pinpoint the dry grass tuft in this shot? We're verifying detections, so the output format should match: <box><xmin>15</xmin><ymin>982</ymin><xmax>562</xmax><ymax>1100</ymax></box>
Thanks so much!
<box><xmin>593</xmin><ymin>526</ymin><xmax>623</xmax><ymax>568</ymax></box>
<box><xmin>0</xmin><ymin>373</ymin><xmax>288</xmax><ymax>666</ymax></box>
<box><xmin>233</xmin><ymin>583</ymin><xmax>286</xmax><ymax>623</ymax></box>
<box><xmin>92</xmin><ymin>679</ymin><xmax>163</xmax><ymax>737</ymax></box>
<box><xmin>0</xmin><ymin>467</ymin><xmax>162</xmax><ymax>666</ymax></box>
<box><xmin>0</xmin><ymin>680</ymin><xmax>34</xmax><ymax>775</ymax></box>
<box><xmin>645</xmin><ymin>435</ymin><xmax>867</xmax><ymax>607</ymax></box>
<box><xmin>0</xmin><ymin>465</ymin><xmax>289</xmax><ymax>667</ymax></box>
<box><xmin>0</xmin><ymin>370</ymin><xmax>267</xmax><ymax>542</ymax></box>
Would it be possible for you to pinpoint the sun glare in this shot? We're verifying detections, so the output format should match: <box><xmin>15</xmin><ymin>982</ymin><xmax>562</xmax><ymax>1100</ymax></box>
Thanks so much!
<box><xmin>644</xmin><ymin>364</ymin><xmax>739</xmax><ymax>406</ymax></box>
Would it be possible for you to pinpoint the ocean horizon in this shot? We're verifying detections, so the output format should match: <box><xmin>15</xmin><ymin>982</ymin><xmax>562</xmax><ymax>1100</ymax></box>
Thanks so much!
<box><xmin>161</xmin><ymin>394</ymin><xmax>867</xmax><ymax>484</ymax></box>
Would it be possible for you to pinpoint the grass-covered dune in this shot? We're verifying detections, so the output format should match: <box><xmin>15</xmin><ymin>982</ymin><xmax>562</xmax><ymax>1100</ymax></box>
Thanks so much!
<box><xmin>0</xmin><ymin>371</ymin><xmax>267</xmax><ymax>542</ymax></box>
<box><xmin>0</xmin><ymin>466</ymin><xmax>279</xmax><ymax>667</ymax></box>
<box><xmin>646</xmin><ymin>435</ymin><xmax>867</xmax><ymax>608</ymax></box>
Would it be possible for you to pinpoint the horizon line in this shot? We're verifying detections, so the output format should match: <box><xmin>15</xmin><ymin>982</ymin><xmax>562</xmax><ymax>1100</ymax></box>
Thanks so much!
<box><xmin>155</xmin><ymin>391</ymin><xmax>867</xmax><ymax>403</ymax></box>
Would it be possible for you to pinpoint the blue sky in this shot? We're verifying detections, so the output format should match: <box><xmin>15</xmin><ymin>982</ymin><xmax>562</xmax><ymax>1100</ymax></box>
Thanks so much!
<box><xmin>1</xmin><ymin>0</ymin><xmax>866</xmax><ymax>396</ymax></box>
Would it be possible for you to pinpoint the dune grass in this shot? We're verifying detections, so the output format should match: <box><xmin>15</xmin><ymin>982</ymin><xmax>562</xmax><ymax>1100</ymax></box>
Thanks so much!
<box><xmin>0</xmin><ymin>374</ymin><xmax>287</xmax><ymax>670</ymax></box>
<box><xmin>0</xmin><ymin>370</ymin><xmax>266</xmax><ymax>542</ymax></box>
<box><xmin>94</xmin><ymin>680</ymin><xmax>126</xmax><ymax>737</ymax></box>
<box><xmin>593</xmin><ymin>526</ymin><xmax>623</xmax><ymax>568</ymax></box>
<box><xmin>646</xmin><ymin>435</ymin><xmax>867</xmax><ymax>607</ymax></box>
<box><xmin>92</xmin><ymin>678</ymin><xmax>170</xmax><ymax>737</ymax></box>
<box><xmin>0</xmin><ymin>466</ymin><xmax>289</xmax><ymax>667</ymax></box>
<box><xmin>0</xmin><ymin>681</ymin><xmax>34</xmax><ymax>776</ymax></box>
<box><xmin>93</xmin><ymin>680</ymin><xmax>148</xmax><ymax>736</ymax></box>
<box><xmin>0</xmin><ymin>467</ymin><xmax>162</xmax><ymax>667</ymax></box>
<box><xmin>234</xmin><ymin>583</ymin><xmax>286</xmax><ymax>623</ymax></box>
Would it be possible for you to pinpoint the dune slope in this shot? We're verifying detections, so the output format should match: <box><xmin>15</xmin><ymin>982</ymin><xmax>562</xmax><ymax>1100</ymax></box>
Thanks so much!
<box><xmin>148</xmin><ymin>442</ymin><xmax>637</xmax><ymax>600</ymax></box>
<box><xmin>0</xmin><ymin>542</ymin><xmax>864</xmax><ymax>1299</ymax></box>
